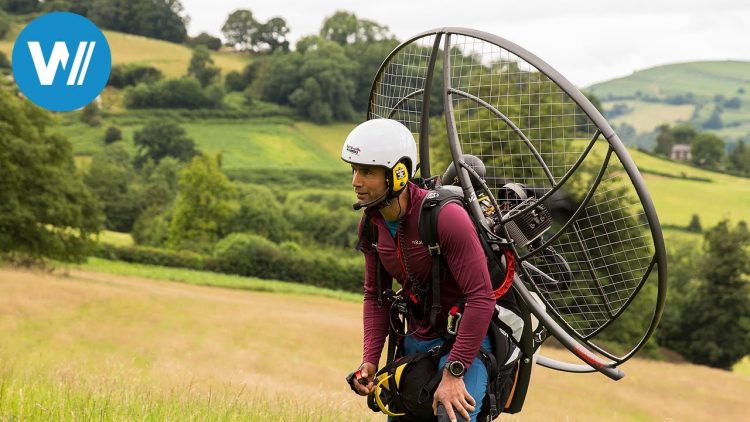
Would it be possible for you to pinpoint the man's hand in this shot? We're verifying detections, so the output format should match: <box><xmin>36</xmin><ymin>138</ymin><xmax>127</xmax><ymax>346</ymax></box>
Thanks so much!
<box><xmin>351</xmin><ymin>362</ymin><xmax>377</xmax><ymax>396</ymax></box>
<box><xmin>432</xmin><ymin>367</ymin><xmax>475</xmax><ymax>422</ymax></box>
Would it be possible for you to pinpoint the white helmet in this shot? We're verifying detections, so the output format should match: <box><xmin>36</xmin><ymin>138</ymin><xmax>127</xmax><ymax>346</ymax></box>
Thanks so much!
<box><xmin>341</xmin><ymin>119</ymin><xmax>418</xmax><ymax>177</ymax></box>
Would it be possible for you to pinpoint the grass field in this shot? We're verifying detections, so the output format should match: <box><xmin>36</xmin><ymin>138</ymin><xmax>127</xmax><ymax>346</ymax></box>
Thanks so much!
<box><xmin>179</xmin><ymin>120</ymin><xmax>356</xmax><ymax>171</ymax></box>
<box><xmin>2</xmin><ymin>266</ymin><xmax>749</xmax><ymax>421</ymax></box>
<box><xmin>628</xmin><ymin>150</ymin><xmax>750</xmax><ymax>227</ymax></box>
<box><xmin>0</xmin><ymin>24</ymin><xmax>249</xmax><ymax>78</ymax></box>
<box><xmin>56</xmin><ymin>257</ymin><xmax>361</xmax><ymax>303</ymax></box>
<box><xmin>56</xmin><ymin>113</ymin><xmax>358</xmax><ymax>172</ymax></box>
<box><xmin>605</xmin><ymin>100</ymin><xmax>695</xmax><ymax>133</ymax></box>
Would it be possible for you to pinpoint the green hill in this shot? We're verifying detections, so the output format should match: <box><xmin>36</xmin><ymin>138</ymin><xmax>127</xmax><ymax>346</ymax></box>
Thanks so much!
<box><xmin>586</xmin><ymin>61</ymin><xmax>750</xmax><ymax>140</ymax></box>
<box><xmin>587</xmin><ymin>61</ymin><xmax>750</xmax><ymax>101</ymax></box>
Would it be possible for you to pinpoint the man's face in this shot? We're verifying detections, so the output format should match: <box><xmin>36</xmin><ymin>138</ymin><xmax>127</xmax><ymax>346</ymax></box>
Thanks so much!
<box><xmin>351</xmin><ymin>164</ymin><xmax>387</xmax><ymax>203</ymax></box>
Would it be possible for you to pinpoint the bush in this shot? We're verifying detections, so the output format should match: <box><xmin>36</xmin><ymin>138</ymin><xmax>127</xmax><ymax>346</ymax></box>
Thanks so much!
<box><xmin>230</xmin><ymin>184</ymin><xmax>289</xmax><ymax>242</ymax></box>
<box><xmin>108</xmin><ymin>64</ymin><xmax>164</xmax><ymax>88</ymax></box>
<box><xmin>188</xmin><ymin>32</ymin><xmax>222</xmax><ymax>51</ymax></box>
<box><xmin>133</xmin><ymin>120</ymin><xmax>197</xmax><ymax>167</ymax></box>
<box><xmin>213</xmin><ymin>233</ymin><xmax>362</xmax><ymax>291</ymax></box>
<box><xmin>225</xmin><ymin>71</ymin><xmax>244</xmax><ymax>92</ymax></box>
<box><xmin>80</xmin><ymin>102</ymin><xmax>101</xmax><ymax>126</ymax></box>
<box><xmin>214</xmin><ymin>233</ymin><xmax>284</xmax><ymax>277</ymax></box>
<box><xmin>131</xmin><ymin>206</ymin><xmax>172</xmax><ymax>247</ymax></box>
<box><xmin>94</xmin><ymin>234</ymin><xmax>363</xmax><ymax>291</ymax></box>
<box><xmin>687</xmin><ymin>214</ymin><xmax>702</xmax><ymax>233</ymax></box>
<box><xmin>94</xmin><ymin>243</ymin><xmax>217</xmax><ymax>271</ymax></box>
<box><xmin>225</xmin><ymin>62</ymin><xmax>260</xmax><ymax>93</ymax></box>
<box><xmin>124</xmin><ymin>77</ymin><xmax>223</xmax><ymax>109</ymax></box>
<box><xmin>283</xmin><ymin>190</ymin><xmax>360</xmax><ymax>248</ymax></box>
<box><xmin>0</xmin><ymin>12</ymin><xmax>9</xmax><ymax>40</ymax></box>
<box><xmin>103</xmin><ymin>126</ymin><xmax>122</xmax><ymax>144</ymax></box>
<box><xmin>204</xmin><ymin>83</ymin><xmax>225</xmax><ymax>108</ymax></box>
<box><xmin>0</xmin><ymin>51</ymin><xmax>9</xmax><ymax>70</ymax></box>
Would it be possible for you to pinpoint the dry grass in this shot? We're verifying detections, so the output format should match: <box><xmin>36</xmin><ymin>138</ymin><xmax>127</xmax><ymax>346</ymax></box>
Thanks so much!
<box><xmin>0</xmin><ymin>25</ymin><xmax>249</xmax><ymax>79</ymax></box>
<box><xmin>1</xmin><ymin>267</ymin><xmax>749</xmax><ymax>421</ymax></box>
<box><xmin>103</xmin><ymin>30</ymin><xmax>249</xmax><ymax>78</ymax></box>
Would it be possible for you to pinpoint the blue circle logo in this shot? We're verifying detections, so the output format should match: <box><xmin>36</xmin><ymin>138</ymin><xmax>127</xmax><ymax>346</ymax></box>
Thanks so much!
<box><xmin>12</xmin><ymin>12</ymin><xmax>111</xmax><ymax>112</ymax></box>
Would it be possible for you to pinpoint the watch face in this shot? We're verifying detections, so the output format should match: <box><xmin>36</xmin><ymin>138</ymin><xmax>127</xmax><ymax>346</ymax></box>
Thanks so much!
<box><xmin>448</xmin><ymin>361</ymin><xmax>465</xmax><ymax>377</ymax></box>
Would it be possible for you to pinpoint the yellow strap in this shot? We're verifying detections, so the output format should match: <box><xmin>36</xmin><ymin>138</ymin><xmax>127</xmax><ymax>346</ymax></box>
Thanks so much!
<box><xmin>372</xmin><ymin>374</ymin><xmax>406</xmax><ymax>417</ymax></box>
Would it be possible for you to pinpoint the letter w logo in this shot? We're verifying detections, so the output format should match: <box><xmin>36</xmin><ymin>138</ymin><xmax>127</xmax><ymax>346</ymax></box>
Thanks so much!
<box><xmin>27</xmin><ymin>41</ymin><xmax>96</xmax><ymax>86</ymax></box>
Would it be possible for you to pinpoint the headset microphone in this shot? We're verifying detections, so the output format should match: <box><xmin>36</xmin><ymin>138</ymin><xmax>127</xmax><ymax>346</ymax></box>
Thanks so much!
<box><xmin>352</xmin><ymin>190</ymin><xmax>389</xmax><ymax>210</ymax></box>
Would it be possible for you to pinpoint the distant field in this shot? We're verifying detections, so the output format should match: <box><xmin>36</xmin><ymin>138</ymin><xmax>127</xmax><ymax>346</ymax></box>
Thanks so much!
<box><xmin>629</xmin><ymin>150</ymin><xmax>750</xmax><ymax>227</ymax></box>
<box><xmin>588</xmin><ymin>61</ymin><xmax>750</xmax><ymax>138</ymax></box>
<box><xmin>2</xmin><ymin>267</ymin><xmax>749</xmax><ymax>421</ymax></box>
<box><xmin>0</xmin><ymin>24</ymin><xmax>249</xmax><ymax>78</ymax></box>
<box><xmin>57</xmin><ymin>114</ymin><xmax>356</xmax><ymax>172</ymax></box>
<box><xmin>180</xmin><ymin>120</ymin><xmax>355</xmax><ymax>171</ymax></box>
<box><xmin>587</xmin><ymin>60</ymin><xmax>750</xmax><ymax>101</ymax></box>
<box><xmin>606</xmin><ymin>100</ymin><xmax>695</xmax><ymax>133</ymax></box>
<box><xmin>104</xmin><ymin>30</ymin><xmax>249</xmax><ymax>78</ymax></box>
<box><xmin>98</xmin><ymin>230</ymin><xmax>134</xmax><ymax>247</ymax></box>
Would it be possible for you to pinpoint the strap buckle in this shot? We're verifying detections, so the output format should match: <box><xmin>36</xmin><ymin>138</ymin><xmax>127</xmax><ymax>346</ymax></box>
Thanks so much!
<box><xmin>427</xmin><ymin>243</ymin><xmax>441</xmax><ymax>256</ymax></box>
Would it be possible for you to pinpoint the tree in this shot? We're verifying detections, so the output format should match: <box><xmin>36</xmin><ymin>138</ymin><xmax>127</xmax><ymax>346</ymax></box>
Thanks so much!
<box><xmin>0</xmin><ymin>89</ymin><xmax>101</xmax><ymax>261</ymax></box>
<box><xmin>225</xmin><ymin>61</ymin><xmax>260</xmax><ymax>92</ymax></box>
<box><xmin>671</xmin><ymin>123</ymin><xmax>697</xmax><ymax>144</ymax></box>
<box><xmin>666</xmin><ymin>220</ymin><xmax>750</xmax><ymax>369</ymax></box>
<box><xmin>255</xmin><ymin>17</ymin><xmax>290</xmax><ymax>53</ymax></box>
<box><xmin>108</xmin><ymin>64</ymin><xmax>163</xmax><ymax>88</ymax></box>
<box><xmin>131</xmin><ymin>157</ymin><xmax>181</xmax><ymax>247</ymax></box>
<box><xmin>703</xmin><ymin>107</ymin><xmax>723</xmax><ymax>129</ymax></box>
<box><xmin>0</xmin><ymin>51</ymin><xmax>9</xmax><ymax>70</ymax></box>
<box><xmin>687</xmin><ymin>214</ymin><xmax>702</xmax><ymax>233</ymax></box>
<box><xmin>133</xmin><ymin>121</ymin><xmax>198</xmax><ymax>168</ymax></box>
<box><xmin>691</xmin><ymin>132</ymin><xmax>725</xmax><ymax>168</ymax></box>
<box><xmin>59</xmin><ymin>0</ymin><xmax>188</xmax><ymax>43</ymax></box>
<box><xmin>319</xmin><ymin>11</ymin><xmax>393</xmax><ymax>45</ymax></box>
<box><xmin>221</xmin><ymin>9</ymin><xmax>258</xmax><ymax>52</ymax></box>
<box><xmin>167</xmin><ymin>154</ymin><xmax>238</xmax><ymax>253</ymax></box>
<box><xmin>187</xmin><ymin>45</ymin><xmax>220</xmax><ymax>87</ymax></box>
<box><xmin>654</xmin><ymin>124</ymin><xmax>676</xmax><ymax>156</ymax></box>
<box><xmin>103</xmin><ymin>126</ymin><xmax>122</xmax><ymax>144</ymax></box>
<box><xmin>80</xmin><ymin>101</ymin><xmax>101</xmax><ymax>126</ymax></box>
<box><xmin>0</xmin><ymin>10</ymin><xmax>10</xmax><ymax>39</ymax></box>
<box><xmin>1</xmin><ymin>0</ymin><xmax>38</xmax><ymax>14</ymax></box>
<box><xmin>188</xmin><ymin>32</ymin><xmax>222</xmax><ymax>51</ymax></box>
<box><xmin>84</xmin><ymin>143</ymin><xmax>140</xmax><ymax>232</ymax></box>
<box><xmin>319</xmin><ymin>11</ymin><xmax>358</xmax><ymax>45</ymax></box>
<box><xmin>261</xmin><ymin>39</ymin><xmax>356</xmax><ymax>123</ymax></box>
<box><xmin>729</xmin><ymin>140</ymin><xmax>750</xmax><ymax>174</ymax></box>
<box><xmin>343</xmin><ymin>37</ymin><xmax>399</xmax><ymax>113</ymax></box>
<box><xmin>229</xmin><ymin>184</ymin><xmax>288</xmax><ymax>242</ymax></box>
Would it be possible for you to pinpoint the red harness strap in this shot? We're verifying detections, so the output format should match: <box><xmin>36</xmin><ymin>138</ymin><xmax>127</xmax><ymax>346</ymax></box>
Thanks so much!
<box><xmin>494</xmin><ymin>249</ymin><xmax>515</xmax><ymax>299</ymax></box>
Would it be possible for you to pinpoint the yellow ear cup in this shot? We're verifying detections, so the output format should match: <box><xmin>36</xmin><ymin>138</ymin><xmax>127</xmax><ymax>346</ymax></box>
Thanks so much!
<box><xmin>392</xmin><ymin>162</ymin><xmax>409</xmax><ymax>192</ymax></box>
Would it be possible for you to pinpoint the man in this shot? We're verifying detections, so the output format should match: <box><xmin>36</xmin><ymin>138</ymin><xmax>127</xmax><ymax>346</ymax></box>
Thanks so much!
<box><xmin>342</xmin><ymin>119</ymin><xmax>496</xmax><ymax>422</ymax></box>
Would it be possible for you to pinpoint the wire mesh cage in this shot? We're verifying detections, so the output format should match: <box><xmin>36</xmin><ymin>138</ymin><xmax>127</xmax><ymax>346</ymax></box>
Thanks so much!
<box><xmin>368</xmin><ymin>28</ymin><xmax>667</xmax><ymax>373</ymax></box>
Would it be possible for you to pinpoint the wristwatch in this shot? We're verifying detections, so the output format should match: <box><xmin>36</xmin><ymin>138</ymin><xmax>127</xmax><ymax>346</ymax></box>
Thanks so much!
<box><xmin>446</xmin><ymin>360</ymin><xmax>466</xmax><ymax>377</ymax></box>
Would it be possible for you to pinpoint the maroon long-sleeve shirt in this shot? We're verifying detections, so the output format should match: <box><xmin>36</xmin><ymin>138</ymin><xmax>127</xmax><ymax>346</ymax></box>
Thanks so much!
<box><xmin>360</xmin><ymin>182</ymin><xmax>496</xmax><ymax>369</ymax></box>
